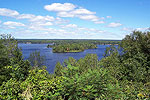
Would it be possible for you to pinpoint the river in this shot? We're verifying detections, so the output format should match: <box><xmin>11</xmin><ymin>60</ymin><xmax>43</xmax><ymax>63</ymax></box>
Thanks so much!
<box><xmin>18</xmin><ymin>43</ymin><xmax>113</xmax><ymax>73</ymax></box>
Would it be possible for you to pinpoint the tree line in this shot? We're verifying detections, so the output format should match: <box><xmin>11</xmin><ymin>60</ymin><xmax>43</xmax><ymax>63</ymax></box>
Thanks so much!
<box><xmin>17</xmin><ymin>39</ymin><xmax>120</xmax><ymax>45</ymax></box>
<box><xmin>0</xmin><ymin>31</ymin><xmax>150</xmax><ymax>99</ymax></box>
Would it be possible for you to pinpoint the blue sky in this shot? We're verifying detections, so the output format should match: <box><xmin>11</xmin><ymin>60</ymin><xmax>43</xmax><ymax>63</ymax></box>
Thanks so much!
<box><xmin>0</xmin><ymin>0</ymin><xmax>149</xmax><ymax>39</ymax></box>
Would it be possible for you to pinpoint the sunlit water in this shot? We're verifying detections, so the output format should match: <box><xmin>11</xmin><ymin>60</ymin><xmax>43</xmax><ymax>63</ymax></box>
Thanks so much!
<box><xmin>18</xmin><ymin>43</ymin><xmax>114</xmax><ymax>73</ymax></box>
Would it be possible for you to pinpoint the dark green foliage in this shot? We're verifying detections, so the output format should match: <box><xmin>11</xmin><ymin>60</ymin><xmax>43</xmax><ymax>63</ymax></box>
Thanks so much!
<box><xmin>59</xmin><ymin>64</ymin><xmax>122</xmax><ymax>100</ymax></box>
<box><xmin>0</xmin><ymin>40</ymin><xmax>10</xmax><ymax>85</ymax></box>
<box><xmin>0</xmin><ymin>34</ymin><xmax>31</xmax><ymax>85</ymax></box>
<box><xmin>120</xmin><ymin>31</ymin><xmax>150</xmax><ymax>83</ymax></box>
<box><xmin>64</xmin><ymin>57</ymin><xmax>76</xmax><ymax>66</ymax></box>
<box><xmin>6</xmin><ymin>60</ymin><xmax>31</xmax><ymax>81</ymax></box>
<box><xmin>104</xmin><ymin>45</ymin><xmax>119</xmax><ymax>57</ymax></box>
<box><xmin>54</xmin><ymin>62</ymin><xmax>63</xmax><ymax>76</ymax></box>
<box><xmin>121</xmin><ymin>31</ymin><xmax>150</xmax><ymax>57</ymax></box>
<box><xmin>51</xmin><ymin>43</ymin><xmax>97</xmax><ymax>53</ymax></box>
<box><xmin>101</xmin><ymin>31</ymin><xmax>150</xmax><ymax>83</ymax></box>
<box><xmin>62</xmin><ymin>54</ymin><xmax>99</xmax><ymax>74</ymax></box>
<box><xmin>18</xmin><ymin>39</ymin><xmax>121</xmax><ymax>45</ymax></box>
<box><xmin>99</xmin><ymin>31</ymin><xmax>150</xmax><ymax>99</ymax></box>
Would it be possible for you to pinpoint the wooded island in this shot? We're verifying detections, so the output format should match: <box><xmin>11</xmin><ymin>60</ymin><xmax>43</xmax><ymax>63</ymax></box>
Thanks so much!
<box><xmin>47</xmin><ymin>43</ymin><xmax>97</xmax><ymax>53</ymax></box>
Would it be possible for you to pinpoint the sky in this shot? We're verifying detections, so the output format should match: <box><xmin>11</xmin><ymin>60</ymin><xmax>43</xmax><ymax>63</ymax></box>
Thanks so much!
<box><xmin>0</xmin><ymin>0</ymin><xmax>149</xmax><ymax>39</ymax></box>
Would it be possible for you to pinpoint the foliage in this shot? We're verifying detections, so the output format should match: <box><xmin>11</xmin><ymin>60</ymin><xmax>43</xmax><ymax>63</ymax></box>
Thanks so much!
<box><xmin>20</xmin><ymin>67</ymin><xmax>64</xmax><ymax>99</ymax></box>
<box><xmin>50</xmin><ymin>43</ymin><xmax>97</xmax><ymax>53</ymax></box>
<box><xmin>59</xmin><ymin>64</ymin><xmax>123</xmax><ymax>100</ymax></box>
<box><xmin>99</xmin><ymin>31</ymin><xmax>150</xmax><ymax>99</ymax></box>
<box><xmin>0</xmin><ymin>67</ymin><xmax>64</xmax><ymax>100</ymax></box>
<box><xmin>54</xmin><ymin>62</ymin><xmax>64</xmax><ymax>76</ymax></box>
<box><xmin>120</xmin><ymin>31</ymin><xmax>150</xmax><ymax>83</ymax></box>
<box><xmin>18</xmin><ymin>39</ymin><xmax>120</xmax><ymax>45</ymax></box>
<box><xmin>28</xmin><ymin>51</ymin><xmax>45</xmax><ymax>68</ymax></box>
<box><xmin>0</xmin><ymin>31</ymin><xmax>150</xmax><ymax>99</ymax></box>
<box><xmin>0</xmin><ymin>34</ymin><xmax>31</xmax><ymax>85</ymax></box>
<box><xmin>0</xmin><ymin>78</ymin><xmax>23</xmax><ymax>99</ymax></box>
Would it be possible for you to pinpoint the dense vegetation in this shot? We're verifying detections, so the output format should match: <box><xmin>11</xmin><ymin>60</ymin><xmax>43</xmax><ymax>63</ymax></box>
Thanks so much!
<box><xmin>47</xmin><ymin>43</ymin><xmax>97</xmax><ymax>53</ymax></box>
<box><xmin>0</xmin><ymin>31</ymin><xmax>150</xmax><ymax>99</ymax></box>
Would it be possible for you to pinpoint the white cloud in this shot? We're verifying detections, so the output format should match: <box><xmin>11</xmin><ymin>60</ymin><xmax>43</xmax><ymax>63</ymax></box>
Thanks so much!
<box><xmin>27</xmin><ymin>21</ymin><xmax>53</xmax><ymax>31</ymax></box>
<box><xmin>17</xmin><ymin>14</ymin><xmax>67</xmax><ymax>25</ymax></box>
<box><xmin>28</xmin><ymin>15</ymin><xmax>68</xmax><ymax>25</ymax></box>
<box><xmin>0</xmin><ymin>20</ymin><xmax>1</xmax><ymax>24</ymax></box>
<box><xmin>0</xmin><ymin>8</ymin><xmax>19</xmax><ymax>17</ymax></box>
<box><xmin>54</xmin><ymin>17</ymin><xmax>69</xmax><ymax>24</ymax></box>
<box><xmin>44</xmin><ymin>3</ymin><xmax>105</xmax><ymax>24</ymax></box>
<box><xmin>57</xmin><ymin>12</ymin><xmax>74</xmax><ymax>17</ymax></box>
<box><xmin>41</xmin><ymin>22</ymin><xmax>53</xmax><ymax>26</ymax></box>
<box><xmin>107</xmin><ymin>22</ymin><xmax>122</xmax><ymax>28</ymax></box>
<box><xmin>61</xmin><ymin>24</ymin><xmax>78</xmax><ymax>28</ymax></box>
<box><xmin>106</xmin><ymin>16</ymin><xmax>112</xmax><ymax>18</ymax></box>
<box><xmin>28</xmin><ymin>25</ymin><xmax>44</xmax><ymax>31</ymax></box>
<box><xmin>17</xmin><ymin>14</ymin><xmax>35</xmax><ymax>19</ymax></box>
<box><xmin>66</xmin><ymin>24</ymin><xmax>77</xmax><ymax>28</ymax></box>
<box><xmin>2</xmin><ymin>20</ymin><xmax>117</xmax><ymax>39</ymax></box>
<box><xmin>3</xmin><ymin>21</ymin><xmax>25</xmax><ymax>26</ymax></box>
<box><xmin>57</xmin><ymin>10</ymin><xmax>101</xmax><ymax>23</ymax></box>
<box><xmin>0</xmin><ymin>7</ymin><xmax>69</xmax><ymax>32</ymax></box>
<box><xmin>71</xmin><ymin>8</ymin><xmax>96</xmax><ymax>15</ymax></box>
<box><xmin>57</xmin><ymin>11</ymin><xmax>102</xmax><ymax>24</ymax></box>
<box><xmin>78</xmin><ymin>15</ymin><xmax>99</xmax><ymax>21</ymax></box>
<box><xmin>57</xmin><ymin>8</ymin><xmax>97</xmax><ymax>18</ymax></box>
<box><xmin>44</xmin><ymin>3</ymin><xmax>76</xmax><ymax>12</ymax></box>
<box><xmin>29</xmin><ymin>15</ymin><xmax>55</xmax><ymax>22</ymax></box>
<box><xmin>34</xmin><ymin>22</ymin><xmax>53</xmax><ymax>26</ymax></box>
<box><xmin>0</xmin><ymin>6</ymin><xmax>121</xmax><ymax>39</ymax></box>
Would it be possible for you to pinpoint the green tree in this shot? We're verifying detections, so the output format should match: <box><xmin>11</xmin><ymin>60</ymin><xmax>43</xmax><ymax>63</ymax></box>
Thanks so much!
<box><xmin>59</xmin><ymin>64</ymin><xmax>122</xmax><ymax>100</ymax></box>
<box><xmin>0</xmin><ymin>35</ymin><xmax>11</xmax><ymax>85</ymax></box>
<box><xmin>0</xmin><ymin>67</ymin><xmax>64</xmax><ymax>100</ymax></box>
<box><xmin>28</xmin><ymin>51</ymin><xmax>45</xmax><ymax>68</ymax></box>
<box><xmin>54</xmin><ymin>62</ymin><xmax>64</xmax><ymax>76</ymax></box>
<box><xmin>120</xmin><ymin>31</ymin><xmax>150</xmax><ymax>83</ymax></box>
<box><xmin>0</xmin><ymin>34</ymin><xmax>31</xmax><ymax>85</ymax></box>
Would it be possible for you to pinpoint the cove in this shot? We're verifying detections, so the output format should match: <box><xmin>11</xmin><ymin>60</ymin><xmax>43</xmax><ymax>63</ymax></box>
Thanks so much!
<box><xmin>18</xmin><ymin>43</ymin><xmax>114</xmax><ymax>73</ymax></box>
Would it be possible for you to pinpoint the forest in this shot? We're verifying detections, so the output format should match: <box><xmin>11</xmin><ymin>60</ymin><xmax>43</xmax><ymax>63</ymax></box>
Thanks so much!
<box><xmin>17</xmin><ymin>39</ymin><xmax>120</xmax><ymax>45</ymax></box>
<box><xmin>0</xmin><ymin>31</ymin><xmax>150</xmax><ymax>100</ymax></box>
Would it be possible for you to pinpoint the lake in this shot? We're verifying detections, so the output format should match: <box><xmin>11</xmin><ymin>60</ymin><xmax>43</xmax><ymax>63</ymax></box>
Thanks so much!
<box><xmin>18</xmin><ymin>43</ymin><xmax>113</xmax><ymax>73</ymax></box>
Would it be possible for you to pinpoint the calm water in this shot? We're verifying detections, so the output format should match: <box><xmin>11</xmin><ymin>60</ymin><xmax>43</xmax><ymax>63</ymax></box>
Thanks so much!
<box><xmin>18</xmin><ymin>43</ymin><xmax>112</xmax><ymax>73</ymax></box>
